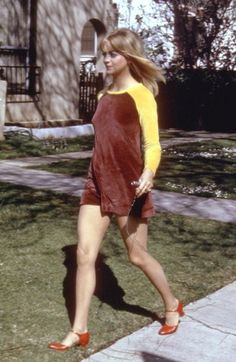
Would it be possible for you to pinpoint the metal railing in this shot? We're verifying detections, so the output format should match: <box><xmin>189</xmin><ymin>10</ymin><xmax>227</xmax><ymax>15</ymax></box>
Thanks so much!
<box><xmin>79</xmin><ymin>71</ymin><xmax>104</xmax><ymax>122</ymax></box>
<box><xmin>0</xmin><ymin>46</ymin><xmax>28</xmax><ymax>65</ymax></box>
<box><xmin>0</xmin><ymin>65</ymin><xmax>41</xmax><ymax>103</ymax></box>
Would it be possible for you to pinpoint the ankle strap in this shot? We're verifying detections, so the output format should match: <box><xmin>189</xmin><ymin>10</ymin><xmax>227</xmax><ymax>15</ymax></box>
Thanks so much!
<box><xmin>71</xmin><ymin>329</ymin><xmax>88</xmax><ymax>337</ymax></box>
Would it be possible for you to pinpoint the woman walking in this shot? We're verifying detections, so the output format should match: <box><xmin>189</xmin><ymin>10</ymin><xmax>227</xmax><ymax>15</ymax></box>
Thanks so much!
<box><xmin>49</xmin><ymin>28</ymin><xmax>184</xmax><ymax>351</ymax></box>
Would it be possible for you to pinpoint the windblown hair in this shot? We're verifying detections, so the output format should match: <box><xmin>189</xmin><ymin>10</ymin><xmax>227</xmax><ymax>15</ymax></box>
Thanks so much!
<box><xmin>100</xmin><ymin>28</ymin><xmax>165</xmax><ymax>96</ymax></box>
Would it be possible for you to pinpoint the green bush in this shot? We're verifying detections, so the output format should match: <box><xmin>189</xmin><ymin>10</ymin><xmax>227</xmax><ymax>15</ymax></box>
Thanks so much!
<box><xmin>157</xmin><ymin>69</ymin><xmax>236</xmax><ymax>132</ymax></box>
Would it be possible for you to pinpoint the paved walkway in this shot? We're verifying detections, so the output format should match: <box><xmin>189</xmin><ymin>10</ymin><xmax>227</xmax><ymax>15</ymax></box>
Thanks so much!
<box><xmin>81</xmin><ymin>281</ymin><xmax>236</xmax><ymax>362</ymax></box>
<box><xmin>1</xmin><ymin>131</ymin><xmax>236</xmax><ymax>361</ymax></box>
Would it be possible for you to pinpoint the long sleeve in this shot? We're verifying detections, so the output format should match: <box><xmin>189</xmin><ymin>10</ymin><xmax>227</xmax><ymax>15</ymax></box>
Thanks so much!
<box><xmin>129</xmin><ymin>85</ymin><xmax>161</xmax><ymax>175</ymax></box>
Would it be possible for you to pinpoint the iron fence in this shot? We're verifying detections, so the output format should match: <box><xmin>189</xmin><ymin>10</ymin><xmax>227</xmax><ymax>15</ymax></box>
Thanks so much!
<box><xmin>0</xmin><ymin>65</ymin><xmax>41</xmax><ymax>103</ymax></box>
<box><xmin>79</xmin><ymin>72</ymin><xmax>104</xmax><ymax>122</ymax></box>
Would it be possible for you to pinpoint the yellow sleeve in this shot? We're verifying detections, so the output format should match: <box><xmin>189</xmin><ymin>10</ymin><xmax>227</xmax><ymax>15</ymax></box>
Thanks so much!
<box><xmin>129</xmin><ymin>85</ymin><xmax>161</xmax><ymax>175</ymax></box>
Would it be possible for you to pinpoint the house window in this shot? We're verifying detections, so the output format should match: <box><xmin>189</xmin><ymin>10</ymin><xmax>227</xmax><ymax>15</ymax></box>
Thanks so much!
<box><xmin>0</xmin><ymin>0</ymin><xmax>29</xmax><ymax>65</ymax></box>
<box><xmin>81</xmin><ymin>21</ymin><xmax>97</xmax><ymax>57</ymax></box>
<box><xmin>0</xmin><ymin>0</ymin><xmax>40</xmax><ymax>101</ymax></box>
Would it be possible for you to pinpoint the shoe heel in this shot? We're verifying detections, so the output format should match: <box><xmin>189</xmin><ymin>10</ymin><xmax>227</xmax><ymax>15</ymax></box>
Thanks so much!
<box><xmin>77</xmin><ymin>332</ymin><xmax>90</xmax><ymax>347</ymax></box>
<box><xmin>177</xmin><ymin>303</ymin><xmax>185</xmax><ymax>317</ymax></box>
<box><xmin>158</xmin><ymin>301</ymin><xmax>184</xmax><ymax>335</ymax></box>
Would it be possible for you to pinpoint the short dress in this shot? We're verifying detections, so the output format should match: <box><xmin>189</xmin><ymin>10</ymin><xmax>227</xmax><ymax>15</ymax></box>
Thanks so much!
<box><xmin>80</xmin><ymin>83</ymin><xmax>161</xmax><ymax>218</ymax></box>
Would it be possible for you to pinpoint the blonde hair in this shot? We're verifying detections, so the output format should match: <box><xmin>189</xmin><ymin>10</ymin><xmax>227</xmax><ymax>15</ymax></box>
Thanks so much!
<box><xmin>100</xmin><ymin>28</ymin><xmax>165</xmax><ymax>96</ymax></box>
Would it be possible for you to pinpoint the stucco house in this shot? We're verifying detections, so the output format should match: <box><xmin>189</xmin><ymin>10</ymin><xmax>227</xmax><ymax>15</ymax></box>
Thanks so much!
<box><xmin>0</xmin><ymin>0</ymin><xmax>118</xmax><ymax>125</ymax></box>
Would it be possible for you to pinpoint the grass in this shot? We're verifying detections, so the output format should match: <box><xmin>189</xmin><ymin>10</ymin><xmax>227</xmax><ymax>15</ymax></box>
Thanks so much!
<box><xmin>0</xmin><ymin>129</ymin><xmax>175</xmax><ymax>160</ymax></box>
<box><xmin>33</xmin><ymin>158</ymin><xmax>91</xmax><ymax>177</ymax></box>
<box><xmin>156</xmin><ymin>139</ymin><xmax>236</xmax><ymax>199</ymax></box>
<box><xmin>0</xmin><ymin>182</ymin><xmax>236</xmax><ymax>362</ymax></box>
<box><xmin>33</xmin><ymin>158</ymin><xmax>91</xmax><ymax>176</ymax></box>
<box><xmin>0</xmin><ymin>129</ymin><xmax>196</xmax><ymax>160</ymax></box>
<box><xmin>31</xmin><ymin>139</ymin><xmax>236</xmax><ymax>200</ymax></box>
<box><xmin>0</xmin><ymin>133</ymin><xmax>94</xmax><ymax>159</ymax></box>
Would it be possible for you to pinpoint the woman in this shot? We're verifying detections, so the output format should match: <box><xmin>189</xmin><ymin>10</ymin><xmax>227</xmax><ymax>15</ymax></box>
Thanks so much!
<box><xmin>49</xmin><ymin>28</ymin><xmax>184</xmax><ymax>351</ymax></box>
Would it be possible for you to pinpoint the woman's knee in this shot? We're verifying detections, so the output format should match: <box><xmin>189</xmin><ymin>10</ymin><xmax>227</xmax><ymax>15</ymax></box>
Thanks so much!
<box><xmin>76</xmin><ymin>244</ymin><xmax>97</xmax><ymax>267</ymax></box>
<box><xmin>128</xmin><ymin>245</ymin><xmax>147</xmax><ymax>267</ymax></box>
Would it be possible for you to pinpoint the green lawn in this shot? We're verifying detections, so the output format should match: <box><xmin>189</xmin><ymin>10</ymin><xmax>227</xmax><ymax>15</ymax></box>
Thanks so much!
<box><xmin>0</xmin><ymin>182</ymin><xmax>236</xmax><ymax>362</ymax></box>
<box><xmin>0</xmin><ymin>133</ymin><xmax>94</xmax><ymax>159</ymax></box>
<box><xmin>156</xmin><ymin>139</ymin><xmax>236</xmax><ymax>199</ymax></box>
<box><xmin>0</xmin><ymin>129</ymin><xmax>177</xmax><ymax>160</ymax></box>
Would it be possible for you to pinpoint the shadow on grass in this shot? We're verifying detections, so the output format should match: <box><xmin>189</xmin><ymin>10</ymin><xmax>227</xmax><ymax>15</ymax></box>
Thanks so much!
<box><xmin>0</xmin><ymin>183</ymin><xmax>79</xmax><ymax>234</ymax></box>
<box><xmin>62</xmin><ymin>244</ymin><xmax>160</xmax><ymax>326</ymax></box>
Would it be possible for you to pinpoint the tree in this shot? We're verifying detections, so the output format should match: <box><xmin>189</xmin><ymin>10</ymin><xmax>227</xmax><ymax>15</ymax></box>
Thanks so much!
<box><xmin>115</xmin><ymin>0</ymin><xmax>175</xmax><ymax>67</ymax></box>
<box><xmin>116</xmin><ymin>0</ymin><xmax>235</xmax><ymax>69</ymax></box>
<box><xmin>152</xmin><ymin>0</ymin><xmax>236</xmax><ymax>69</ymax></box>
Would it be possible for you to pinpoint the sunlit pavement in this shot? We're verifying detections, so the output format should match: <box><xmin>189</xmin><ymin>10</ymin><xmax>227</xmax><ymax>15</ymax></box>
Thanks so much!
<box><xmin>81</xmin><ymin>282</ymin><xmax>236</xmax><ymax>362</ymax></box>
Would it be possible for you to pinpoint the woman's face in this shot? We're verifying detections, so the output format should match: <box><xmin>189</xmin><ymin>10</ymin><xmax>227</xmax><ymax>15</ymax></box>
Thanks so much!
<box><xmin>102</xmin><ymin>44</ymin><xmax>129</xmax><ymax>77</ymax></box>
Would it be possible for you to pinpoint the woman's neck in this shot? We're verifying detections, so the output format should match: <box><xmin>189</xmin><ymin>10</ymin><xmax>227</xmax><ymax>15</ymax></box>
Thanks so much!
<box><xmin>111</xmin><ymin>73</ymin><xmax>139</xmax><ymax>92</ymax></box>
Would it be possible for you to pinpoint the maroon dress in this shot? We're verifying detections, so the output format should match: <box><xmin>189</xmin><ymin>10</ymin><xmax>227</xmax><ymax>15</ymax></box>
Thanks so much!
<box><xmin>80</xmin><ymin>87</ymin><xmax>155</xmax><ymax>218</ymax></box>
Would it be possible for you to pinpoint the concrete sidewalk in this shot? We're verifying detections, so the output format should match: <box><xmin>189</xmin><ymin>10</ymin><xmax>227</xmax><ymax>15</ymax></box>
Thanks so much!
<box><xmin>81</xmin><ymin>282</ymin><xmax>236</xmax><ymax>362</ymax></box>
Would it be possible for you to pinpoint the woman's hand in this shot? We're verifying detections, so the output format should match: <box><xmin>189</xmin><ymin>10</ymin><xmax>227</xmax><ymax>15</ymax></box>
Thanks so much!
<box><xmin>135</xmin><ymin>169</ymin><xmax>154</xmax><ymax>197</ymax></box>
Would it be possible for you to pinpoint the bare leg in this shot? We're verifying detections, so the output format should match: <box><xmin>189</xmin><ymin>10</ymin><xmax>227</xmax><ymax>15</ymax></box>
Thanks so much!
<box><xmin>61</xmin><ymin>205</ymin><xmax>111</xmax><ymax>346</ymax></box>
<box><xmin>116</xmin><ymin>215</ymin><xmax>180</xmax><ymax>326</ymax></box>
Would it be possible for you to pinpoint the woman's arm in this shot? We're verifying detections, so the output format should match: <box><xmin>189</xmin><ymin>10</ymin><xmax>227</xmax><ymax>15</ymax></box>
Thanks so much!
<box><xmin>130</xmin><ymin>86</ymin><xmax>161</xmax><ymax>197</ymax></box>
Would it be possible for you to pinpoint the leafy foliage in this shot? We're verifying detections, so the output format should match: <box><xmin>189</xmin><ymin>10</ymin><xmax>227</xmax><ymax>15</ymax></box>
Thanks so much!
<box><xmin>118</xmin><ymin>0</ymin><xmax>236</xmax><ymax>69</ymax></box>
<box><xmin>157</xmin><ymin>68</ymin><xmax>236</xmax><ymax>131</ymax></box>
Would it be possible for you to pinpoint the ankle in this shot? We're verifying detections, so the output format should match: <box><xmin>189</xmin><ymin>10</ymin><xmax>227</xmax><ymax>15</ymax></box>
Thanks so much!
<box><xmin>71</xmin><ymin>328</ymin><xmax>88</xmax><ymax>335</ymax></box>
<box><xmin>165</xmin><ymin>298</ymin><xmax>178</xmax><ymax>313</ymax></box>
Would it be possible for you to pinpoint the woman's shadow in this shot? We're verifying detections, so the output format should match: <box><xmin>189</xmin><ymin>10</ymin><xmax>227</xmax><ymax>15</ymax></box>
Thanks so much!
<box><xmin>62</xmin><ymin>244</ymin><xmax>162</xmax><ymax>325</ymax></box>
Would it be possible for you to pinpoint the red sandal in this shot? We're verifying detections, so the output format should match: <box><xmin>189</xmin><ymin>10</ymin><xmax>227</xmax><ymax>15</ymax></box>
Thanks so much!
<box><xmin>159</xmin><ymin>301</ymin><xmax>184</xmax><ymax>335</ymax></box>
<box><xmin>48</xmin><ymin>330</ymin><xmax>90</xmax><ymax>351</ymax></box>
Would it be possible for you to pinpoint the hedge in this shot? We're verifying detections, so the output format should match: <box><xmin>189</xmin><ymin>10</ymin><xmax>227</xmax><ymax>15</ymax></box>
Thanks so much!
<box><xmin>157</xmin><ymin>69</ymin><xmax>236</xmax><ymax>132</ymax></box>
